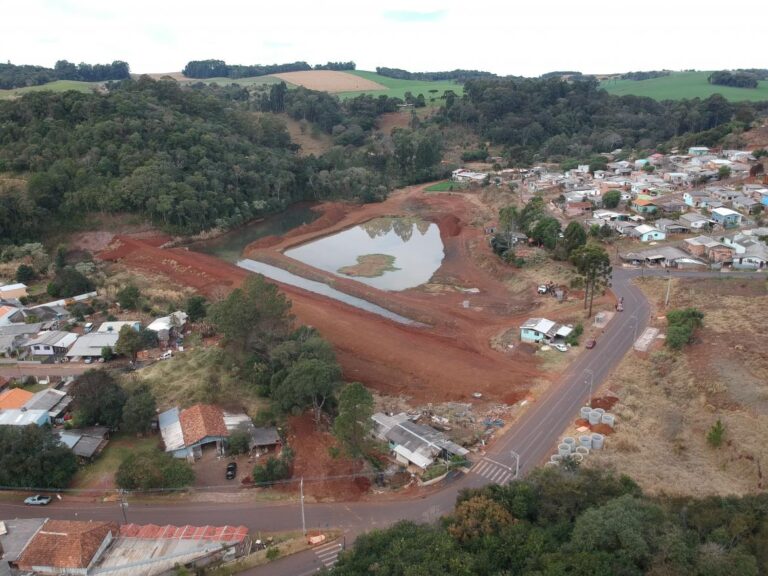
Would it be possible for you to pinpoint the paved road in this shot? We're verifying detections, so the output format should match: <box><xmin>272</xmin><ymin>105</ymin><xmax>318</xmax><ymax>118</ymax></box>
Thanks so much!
<box><xmin>1</xmin><ymin>268</ymin><xmax>762</xmax><ymax>574</ymax></box>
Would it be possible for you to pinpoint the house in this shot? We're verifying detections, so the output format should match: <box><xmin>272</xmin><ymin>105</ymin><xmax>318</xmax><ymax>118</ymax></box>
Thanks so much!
<box><xmin>160</xmin><ymin>404</ymin><xmax>230</xmax><ymax>459</ymax></box>
<box><xmin>0</xmin><ymin>283</ymin><xmax>28</xmax><ymax>299</ymax></box>
<box><xmin>654</xmin><ymin>219</ymin><xmax>689</xmax><ymax>234</ymax></box>
<box><xmin>620</xmin><ymin>246</ymin><xmax>706</xmax><ymax>269</ymax></box>
<box><xmin>0</xmin><ymin>408</ymin><xmax>50</xmax><ymax>426</ymax></box>
<box><xmin>688</xmin><ymin>146</ymin><xmax>710</xmax><ymax>156</ymax></box>
<box><xmin>684</xmin><ymin>236</ymin><xmax>735</xmax><ymax>263</ymax></box>
<box><xmin>683</xmin><ymin>190</ymin><xmax>713</xmax><ymax>208</ymax></box>
<box><xmin>13</xmin><ymin>519</ymin><xmax>118</xmax><ymax>574</ymax></box>
<box><xmin>147</xmin><ymin>311</ymin><xmax>188</xmax><ymax>343</ymax></box>
<box><xmin>24</xmin><ymin>388</ymin><xmax>73</xmax><ymax>423</ymax></box>
<box><xmin>0</xmin><ymin>323</ymin><xmax>43</xmax><ymax>355</ymax></box>
<box><xmin>631</xmin><ymin>198</ymin><xmax>657</xmax><ymax>214</ymax></box>
<box><xmin>97</xmin><ymin>321</ymin><xmax>140</xmax><ymax>333</ymax></box>
<box><xmin>0</xmin><ymin>388</ymin><xmax>34</xmax><ymax>411</ymax></box>
<box><xmin>710</xmin><ymin>207</ymin><xmax>743</xmax><ymax>228</ymax></box>
<box><xmin>21</xmin><ymin>331</ymin><xmax>78</xmax><ymax>358</ymax></box>
<box><xmin>679</xmin><ymin>212</ymin><xmax>714</xmax><ymax>230</ymax></box>
<box><xmin>0</xmin><ymin>518</ymin><xmax>48</xmax><ymax>575</ymax></box>
<box><xmin>732</xmin><ymin>195</ymin><xmax>761</xmax><ymax>213</ymax></box>
<box><xmin>22</xmin><ymin>304</ymin><xmax>71</xmax><ymax>326</ymax></box>
<box><xmin>519</xmin><ymin>318</ymin><xmax>573</xmax><ymax>344</ymax></box>
<box><xmin>663</xmin><ymin>172</ymin><xmax>689</xmax><ymax>185</ymax></box>
<box><xmin>451</xmin><ymin>168</ymin><xmax>488</xmax><ymax>183</ymax></box>
<box><xmin>653</xmin><ymin>197</ymin><xmax>688</xmax><ymax>214</ymax></box>
<box><xmin>66</xmin><ymin>332</ymin><xmax>119</xmax><ymax>361</ymax></box>
<box><xmin>732</xmin><ymin>243</ymin><xmax>768</xmax><ymax>269</ymax></box>
<box><xmin>221</xmin><ymin>411</ymin><xmax>280</xmax><ymax>452</ymax></box>
<box><xmin>57</xmin><ymin>427</ymin><xmax>110</xmax><ymax>462</ymax></box>
<box><xmin>708</xmin><ymin>188</ymin><xmax>739</xmax><ymax>203</ymax></box>
<box><xmin>95</xmin><ymin>523</ymin><xmax>250</xmax><ymax>576</ymax></box>
<box><xmin>372</xmin><ymin>412</ymin><xmax>468</xmax><ymax>470</ymax></box>
<box><xmin>629</xmin><ymin>224</ymin><xmax>666</xmax><ymax>242</ymax></box>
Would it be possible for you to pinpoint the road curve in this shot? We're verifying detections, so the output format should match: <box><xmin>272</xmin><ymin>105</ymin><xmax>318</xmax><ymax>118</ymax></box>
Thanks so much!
<box><xmin>1</xmin><ymin>268</ymin><xmax>761</xmax><ymax>575</ymax></box>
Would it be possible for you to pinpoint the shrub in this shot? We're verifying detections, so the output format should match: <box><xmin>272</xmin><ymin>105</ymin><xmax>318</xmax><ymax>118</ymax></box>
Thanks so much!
<box><xmin>252</xmin><ymin>448</ymin><xmax>294</xmax><ymax>485</ymax></box>
<box><xmin>227</xmin><ymin>428</ymin><xmax>251</xmax><ymax>455</ymax></box>
<box><xmin>116</xmin><ymin>451</ymin><xmax>195</xmax><ymax>491</ymax></box>
<box><xmin>666</xmin><ymin>308</ymin><xmax>704</xmax><ymax>350</ymax></box>
<box><xmin>15</xmin><ymin>264</ymin><xmax>36</xmax><ymax>283</ymax></box>
<box><xmin>707</xmin><ymin>419</ymin><xmax>725</xmax><ymax>448</ymax></box>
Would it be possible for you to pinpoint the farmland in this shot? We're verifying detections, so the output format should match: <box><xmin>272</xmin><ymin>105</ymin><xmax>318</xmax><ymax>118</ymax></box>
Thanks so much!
<box><xmin>340</xmin><ymin>70</ymin><xmax>464</xmax><ymax>101</ymax></box>
<box><xmin>0</xmin><ymin>79</ymin><xmax>97</xmax><ymax>100</ymax></box>
<box><xmin>601</xmin><ymin>71</ymin><xmax>768</xmax><ymax>102</ymax></box>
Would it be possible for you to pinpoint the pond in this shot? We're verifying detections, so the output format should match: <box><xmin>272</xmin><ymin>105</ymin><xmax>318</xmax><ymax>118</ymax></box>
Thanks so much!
<box><xmin>194</xmin><ymin>204</ymin><xmax>319</xmax><ymax>262</ymax></box>
<box><xmin>237</xmin><ymin>259</ymin><xmax>424</xmax><ymax>326</ymax></box>
<box><xmin>284</xmin><ymin>217</ymin><xmax>444</xmax><ymax>291</ymax></box>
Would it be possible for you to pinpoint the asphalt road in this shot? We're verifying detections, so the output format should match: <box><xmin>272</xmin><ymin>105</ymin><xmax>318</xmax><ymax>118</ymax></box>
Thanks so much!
<box><xmin>1</xmin><ymin>268</ymin><xmax>762</xmax><ymax>575</ymax></box>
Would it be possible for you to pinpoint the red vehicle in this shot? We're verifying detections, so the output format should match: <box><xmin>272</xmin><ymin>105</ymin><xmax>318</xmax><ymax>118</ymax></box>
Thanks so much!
<box><xmin>585</xmin><ymin>339</ymin><xmax>597</xmax><ymax>349</ymax></box>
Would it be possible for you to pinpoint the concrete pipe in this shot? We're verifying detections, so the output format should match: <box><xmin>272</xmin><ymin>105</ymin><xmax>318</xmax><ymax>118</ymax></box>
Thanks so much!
<box><xmin>601</xmin><ymin>413</ymin><xmax>616</xmax><ymax>428</ymax></box>
<box><xmin>579</xmin><ymin>435</ymin><xmax>593</xmax><ymax>448</ymax></box>
<box><xmin>588</xmin><ymin>411</ymin><xmax>601</xmax><ymax>425</ymax></box>
<box><xmin>591</xmin><ymin>433</ymin><xmax>605</xmax><ymax>450</ymax></box>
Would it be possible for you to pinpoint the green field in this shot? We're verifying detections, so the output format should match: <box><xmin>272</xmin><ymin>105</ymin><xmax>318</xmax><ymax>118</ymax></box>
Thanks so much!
<box><xmin>339</xmin><ymin>70</ymin><xmax>464</xmax><ymax>102</ymax></box>
<box><xmin>183</xmin><ymin>75</ymin><xmax>289</xmax><ymax>88</ymax></box>
<box><xmin>424</xmin><ymin>180</ymin><xmax>466</xmax><ymax>192</ymax></box>
<box><xmin>602</xmin><ymin>71</ymin><xmax>768</xmax><ymax>102</ymax></box>
<box><xmin>0</xmin><ymin>80</ymin><xmax>98</xmax><ymax>100</ymax></box>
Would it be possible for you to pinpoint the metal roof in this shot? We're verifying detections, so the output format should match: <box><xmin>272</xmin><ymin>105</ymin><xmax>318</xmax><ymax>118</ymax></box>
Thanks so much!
<box><xmin>65</xmin><ymin>333</ymin><xmax>118</xmax><ymax>357</ymax></box>
<box><xmin>25</xmin><ymin>388</ymin><xmax>71</xmax><ymax>414</ymax></box>
<box><xmin>159</xmin><ymin>408</ymin><xmax>184</xmax><ymax>452</ymax></box>
<box><xmin>0</xmin><ymin>409</ymin><xmax>49</xmax><ymax>426</ymax></box>
<box><xmin>23</xmin><ymin>331</ymin><xmax>78</xmax><ymax>349</ymax></box>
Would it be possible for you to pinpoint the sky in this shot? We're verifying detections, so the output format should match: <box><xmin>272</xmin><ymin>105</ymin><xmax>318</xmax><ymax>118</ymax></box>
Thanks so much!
<box><xmin>3</xmin><ymin>0</ymin><xmax>767</xmax><ymax>77</ymax></box>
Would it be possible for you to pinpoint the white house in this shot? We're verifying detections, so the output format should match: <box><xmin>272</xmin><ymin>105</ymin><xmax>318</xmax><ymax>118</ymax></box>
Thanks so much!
<box><xmin>519</xmin><ymin>318</ymin><xmax>573</xmax><ymax>344</ymax></box>
<box><xmin>66</xmin><ymin>332</ymin><xmax>119</xmax><ymax>360</ymax></box>
<box><xmin>630</xmin><ymin>224</ymin><xmax>666</xmax><ymax>242</ymax></box>
<box><xmin>147</xmin><ymin>311</ymin><xmax>188</xmax><ymax>342</ymax></box>
<box><xmin>451</xmin><ymin>168</ymin><xmax>488</xmax><ymax>183</ymax></box>
<box><xmin>22</xmin><ymin>331</ymin><xmax>78</xmax><ymax>357</ymax></box>
<box><xmin>98</xmin><ymin>320</ymin><xmax>141</xmax><ymax>333</ymax></box>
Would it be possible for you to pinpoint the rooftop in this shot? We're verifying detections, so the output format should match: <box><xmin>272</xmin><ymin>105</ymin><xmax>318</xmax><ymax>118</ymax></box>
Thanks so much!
<box><xmin>0</xmin><ymin>388</ymin><xmax>34</xmax><ymax>410</ymax></box>
<box><xmin>66</xmin><ymin>332</ymin><xmax>119</xmax><ymax>357</ymax></box>
<box><xmin>179</xmin><ymin>404</ymin><xmax>229</xmax><ymax>447</ymax></box>
<box><xmin>15</xmin><ymin>519</ymin><xmax>118</xmax><ymax>571</ymax></box>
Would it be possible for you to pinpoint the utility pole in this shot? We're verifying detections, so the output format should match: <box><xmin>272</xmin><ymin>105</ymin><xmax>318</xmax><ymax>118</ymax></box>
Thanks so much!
<box><xmin>300</xmin><ymin>477</ymin><xmax>306</xmax><ymax>536</ymax></box>
<box><xmin>119</xmin><ymin>490</ymin><xmax>128</xmax><ymax>524</ymax></box>
<box><xmin>664</xmin><ymin>270</ymin><xmax>672</xmax><ymax>308</ymax></box>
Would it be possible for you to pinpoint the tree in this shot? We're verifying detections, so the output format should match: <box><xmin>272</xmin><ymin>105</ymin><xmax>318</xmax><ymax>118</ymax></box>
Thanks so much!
<box><xmin>666</xmin><ymin>307</ymin><xmax>704</xmax><ymax>350</ymax></box>
<box><xmin>570</xmin><ymin>244</ymin><xmax>612</xmax><ymax>318</ymax></box>
<box><xmin>227</xmin><ymin>428</ymin><xmax>251</xmax><ymax>455</ymax></box>
<box><xmin>186</xmin><ymin>295</ymin><xmax>207</xmax><ymax>322</ymax></box>
<box><xmin>101</xmin><ymin>346</ymin><xmax>114</xmax><ymax>361</ymax></box>
<box><xmin>116</xmin><ymin>451</ymin><xmax>194</xmax><ymax>491</ymax></box>
<box><xmin>447</xmin><ymin>495</ymin><xmax>515</xmax><ymax>544</ymax></box>
<box><xmin>707</xmin><ymin>419</ymin><xmax>725</xmax><ymax>448</ymax></box>
<box><xmin>531</xmin><ymin>216</ymin><xmax>562</xmax><ymax>250</ymax></box>
<box><xmin>272</xmin><ymin>358</ymin><xmax>341</xmax><ymax>423</ymax></box>
<box><xmin>115</xmin><ymin>325</ymin><xmax>142</xmax><ymax>361</ymax></box>
<box><xmin>602</xmin><ymin>189</ymin><xmax>621</xmax><ymax>208</ymax></box>
<box><xmin>47</xmin><ymin>267</ymin><xmax>93</xmax><ymax>298</ymax></box>
<box><xmin>121</xmin><ymin>383</ymin><xmax>157</xmax><ymax>435</ymax></box>
<box><xmin>333</xmin><ymin>382</ymin><xmax>374</xmax><ymax>456</ymax></box>
<box><xmin>252</xmin><ymin>448</ymin><xmax>293</xmax><ymax>483</ymax></box>
<box><xmin>0</xmin><ymin>425</ymin><xmax>78</xmax><ymax>489</ymax></box>
<box><xmin>209</xmin><ymin>275</ymin><xmax>293</xmax><ymax>361</ymax></box>
<box><xmin>70</xmin><ymin>369</ymin><xmax>126</xmax><ymax>428</ymax></box>
<box><xmin>498</xmin><ymin>205</ymin><xmax>520</xmax><ymax>247</ymax></box>
<box><xmin>718</xmin><ymin>165</ymin><xmax>732</xmax><ymax>180</ymax></box>
<box><xmin>117</xmin><ymin>285</ymin><xmax>141</xmax><ymax>310</ymax></box>
<box><xmin>15</xmin><ymin>264</ymin><xmax>36</xmax><ymax>283</ymax></box>
<box><xmin>563</xmin><ymin>221</ymin><xmax>587</xmax><ymax>257</ymax></box>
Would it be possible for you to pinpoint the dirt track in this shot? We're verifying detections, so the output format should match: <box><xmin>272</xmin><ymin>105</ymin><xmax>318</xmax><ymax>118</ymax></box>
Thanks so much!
<box><xmin>100</xmin><ymin>187</ymin><xmax>557</xmax><ymax>404</ymax></box>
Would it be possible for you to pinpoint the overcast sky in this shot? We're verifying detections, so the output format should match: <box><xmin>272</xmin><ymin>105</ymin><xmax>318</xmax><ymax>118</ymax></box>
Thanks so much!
<box><xmin>4</xmin><ymin>0</ymin><xmax>766</xmax><ymax>76</ymax></box>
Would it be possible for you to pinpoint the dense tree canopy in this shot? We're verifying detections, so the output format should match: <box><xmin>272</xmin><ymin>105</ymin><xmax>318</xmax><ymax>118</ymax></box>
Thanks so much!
<box><xmin>69</xmin><ymin>370</ymin><xmax>126</xmax><ymax>428</ymax></box>
<box><xmin>0</xmin><ymin>60</ymin><xmax>129</xmax><ymax>89</ymax></box>
<box><xmin>0</xmin><ymin>425</ymin><xmax>78</xmax><ymax>489</ymax></box>
<box><xmin>333</xmin><ymin>468</ymin><xmax>768</xmax><ymax>575</ymax></box>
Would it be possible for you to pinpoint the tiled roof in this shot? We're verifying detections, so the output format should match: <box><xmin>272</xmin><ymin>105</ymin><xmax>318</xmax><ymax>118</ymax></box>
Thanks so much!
<box><xmin>0</xmin><ymin>387</ymin><xmax>34</xmax><ymax>409</ymax></box>
<box><xmin>180</xmin><ymin>404</ymin><xmax>228</xmax><ymax>446</ymax></box>
<box><xmin>119</xmin><ymin>524</ymin><xmax>248</xmax><ymax>542</ymax></box>
<box><xmin>16</xmin><ymin>519</ymin><xmax>118</xmax><ymax>570</ymax></box>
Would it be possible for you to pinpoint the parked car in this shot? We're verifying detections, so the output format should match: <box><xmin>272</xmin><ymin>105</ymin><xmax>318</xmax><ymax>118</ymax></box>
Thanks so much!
<box><xmin>537</xmin><ymin>285</ymin><xmax>548</xmax><ymax>294</ymax></box>
<box><xmin>160</xmin><ymin>350</ymin><xmax>173</xmax><ymax>360</ymax></box>
<box><xmin>585</xmin><ymin>339</ymin><xmax>597</xmax><ymax>349</ymax></box>
<box><xmin>226</xmin><ymin>462</ymin><xmax>237</xmax><ymax>480</ymax></box>
<box><xmin>24</xmin><ymin>495</ymin><xmax>52</xmax><ymax>506</ymax></box>
<box><xmin>553</xmin><ymin>343</ymin><xmax>569</xmax><ymax>352</ymax></box>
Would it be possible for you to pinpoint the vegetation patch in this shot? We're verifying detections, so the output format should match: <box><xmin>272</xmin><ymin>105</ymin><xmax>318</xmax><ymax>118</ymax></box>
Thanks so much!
<box><xmin>602</xmin><ymin>70</ymin><xmax>768</xmax><ymax>101</ymax></box>
<box><xmin>338</xmin><ymin>253</ymin><xmax>400</xmax><ymax>278</ymax></box>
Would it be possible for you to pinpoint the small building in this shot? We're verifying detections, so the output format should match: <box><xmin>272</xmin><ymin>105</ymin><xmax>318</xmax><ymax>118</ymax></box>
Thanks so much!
<box><xmin>519</xmin><ymin>318</ymin><xmax>573</xmax><ymax>344</ymax></box>
<box><xmin>372</xmin><ymin>412</ymin><xmax>468</xmax><ymax>470</ymax></box>
<box><xmin>0</xmin><ymin>283</ymin><xmax>28</xmax><ymax>300</ymax></box>
<box><xmin>24</xmin><ymin>388</ymin><xmax>73</xmax><ymax>423</ymax></box>
<box><xmin>21</xmin><ymin>331</ymin><xmax>78</xmax><ymax>358</ymax></box>
<box><xmin>147</xmin><ymin>311</ymin><xmax>188</xmax><ymax>342</ymax></box>
<box><xmin>629</xmin><ymin>224</ymin><xmax>666</xmax><ymax>242</ymax></box>
<box><xmin>620</xmin><ymin>246</ymin><xmax>707</xmax><ymax>269</ymax></box>
<box><xmin>710</xmin><ymin>207</ymin><xmax>743</xmax><ymax>228</ymax></box>
<box><xmin>0</xmin><ymin>388</ymin><xmax>34</xmax><ymax>410</ymax></box>
<box><xmin>66</xmin><ymin>332</ymin><xmax>119</xmax><ymax>360</ymax></box>
<box><xmin>679</xmin><ymin>212</ymin><xmax>713</xmax><ymax>230</ymax></box>
<box><xmin>13</xmin><ymin>519</ymin><xmax>118</xmax><ymax>575</ymax></box>
<box><xmin>732</xmin><ymin>195</ymin><xmax>761</xmax><ymax>214</ymax></box>
<box><xmin>97</xmin><ymin>321</ymin><xmax>141</xmax><ymax>333</ymax></box>
<box><xmin>684</xmin><ymin>236</ymin><xmax>735</xmax><ymax>263</ymax></box>
<box><xmin>0</xmin><ymin>408</ymin><xmax>50</xmax><ymax>426</ymax></box>
<box><xmin>654</xmin><ymin>197</ymin><xmax>688</xmax><ymax>214</ymax></box>
<box><xmin>57</xmin><ymin>426</ymin><xmax>110</xmax><ymax>462</ymax></box>
<box><xmin>160</xmin><ymin>404</ymin><xmax>230</xmax><ymax>459</ymax></box>
<box><xmin>0</xmin><ymin>518</ymin><xmax>48</xmax><ymax>574</ymax></box>
<box><xmin>683</xmin><ymin>190</ymin><xmax>713</xmax><ymax>208</ymax></box>
<box><xmin>654</xmin><ymin>219</ymin><xmax>689</xmax><ymax>234</ymax></box>
<box><xmin>631</xmin><ymin>198</ymin><xmax>657</xmax><ymax>214</ymax></box>
<box><xmin>688</xmin><ymin>146</ymin><xmax>710</xmax><ymax>156</ymax></box>
<box><xmin>451</xmin><ymin>168</ymin><xmax>488</xmax><ymax>183</ymax></box>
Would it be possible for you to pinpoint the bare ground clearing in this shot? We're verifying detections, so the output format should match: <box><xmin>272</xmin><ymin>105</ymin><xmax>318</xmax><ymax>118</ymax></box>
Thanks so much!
<box><xmin>272</xmin><ymin>71</ymin><xmax>386</xmax><ymax>92</ymax></box>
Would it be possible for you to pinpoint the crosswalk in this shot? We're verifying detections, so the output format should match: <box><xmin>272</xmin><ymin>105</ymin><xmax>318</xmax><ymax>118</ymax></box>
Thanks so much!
<box><xmin>314</xmin><ymin>540</ymin><xmax>343</xmax><ymax>569</ymax></box>
<box><xmin>472</xmin><ymin>458</ymin><xmax>514</xmax><ymax>484</ymax></box>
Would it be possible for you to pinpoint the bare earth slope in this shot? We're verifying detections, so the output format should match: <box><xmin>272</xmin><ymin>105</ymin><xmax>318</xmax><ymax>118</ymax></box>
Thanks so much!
<box><xmin>272</xmin><ymin>70</ymin><xmax>386</xmax><ymax>92</ymax></box>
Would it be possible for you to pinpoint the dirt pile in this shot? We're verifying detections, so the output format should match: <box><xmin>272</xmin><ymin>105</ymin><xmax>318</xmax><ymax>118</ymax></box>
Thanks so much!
<box><xmin>437</xmin><ymin>214</ymin><xmax>462</xmax><ymax>237</ymax></box>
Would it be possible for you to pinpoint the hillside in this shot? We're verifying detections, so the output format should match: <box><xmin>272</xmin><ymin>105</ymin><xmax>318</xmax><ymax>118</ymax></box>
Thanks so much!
<box><xmin>340</xmin><ymin>70</ymin><xmax>463</xmax><ymax>101</ymax></box>
<box><xmin>0</xmin><ymin>79</ymin><xmax>99</xmax><ymax>100</ymax></box>
<box><xmin>602</xmin><ymin>71</ymin><xmax>768</xmax><ymax>102</ymax></box>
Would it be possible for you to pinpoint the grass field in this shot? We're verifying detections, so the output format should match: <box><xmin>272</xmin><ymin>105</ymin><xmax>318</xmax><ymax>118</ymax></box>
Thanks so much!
<box><xmin>602</xmin><ymin>71</ymin><xmax>768</xmax><ymax>102</ymax></box>
<box><xmin>0</xmin><ymin>80</ymin><xmax>97</xmax><ymax>100</ymax></box>
<box><xmin>424</xmin><ymin>180</ymin><xmax>466</xmax><ymax>192</ymax></box>
<box><xmin>339</xmin><ymin>70</ymin><xmax>464</xmax><ymax>102</ymax></box>
<box><xmin>70</xmin><ymin>434</ymin><xmax>159</xmax><ymax>490</ymax></box>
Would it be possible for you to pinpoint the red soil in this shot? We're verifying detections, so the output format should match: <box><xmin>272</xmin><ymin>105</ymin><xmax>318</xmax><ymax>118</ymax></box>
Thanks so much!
<box><xmin>100</xmin><ymin>185</ymin><xmax>559</xmax><ymax>405</ymax></box>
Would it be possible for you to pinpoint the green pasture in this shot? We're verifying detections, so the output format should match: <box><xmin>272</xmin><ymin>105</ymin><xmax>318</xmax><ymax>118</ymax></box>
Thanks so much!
<box><xmin>601</xmin><ymin>71</ymin><xmax>768</xmax><ymax>102</ymax></box>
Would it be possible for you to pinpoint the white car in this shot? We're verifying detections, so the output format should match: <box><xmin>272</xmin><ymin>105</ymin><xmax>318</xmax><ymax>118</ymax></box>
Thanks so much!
<box><xmin>537</xmin><ymin>285</ymin><xmax>548</xmax><ymax>294</ymax></box>
<box><xmin>553</xmin><ymin>343</ymin><xmax>569</xmax><ymax>352</ymax></box>
<box><xmin>160</xmin><ymin>350</ymin><xmax>173</xmax><ymax>360</ymax></box>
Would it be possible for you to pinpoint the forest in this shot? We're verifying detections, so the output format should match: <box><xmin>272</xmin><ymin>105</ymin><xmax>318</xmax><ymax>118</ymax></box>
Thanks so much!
<box><xmin>375</xmin><ymin>67</ymin><xmax>496</xmax><ymax>81</ymax></box>
<box><xmin>181</xmin><ymin>60</ymin><xmax>355</xmax><ymax>79</ymax></box>
<box><xmin>708</xmin><ymin>70</ymin><xmax>760</xmax><ymax>89</ymax></box>
<box><xmin>332</xmin><ymin>468</ymin><xmax>768</xmax><ymax>575</ymax></box>
<box><xmin>0</xmin><ymin>60</ymin><xmax>130</xmax><ymax>89</ymax></box>
<box><xmin>438</xmin><ymin>76</ymin><xmax>765</xmax><ymax>163</ymax></box>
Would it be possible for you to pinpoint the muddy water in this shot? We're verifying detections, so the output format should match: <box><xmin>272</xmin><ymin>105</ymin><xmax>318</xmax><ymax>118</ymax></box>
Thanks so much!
<box><xmin>237</xmin><ymin>259</ymin><xmax>424</xmax><ymax>327</ymax></box>
<box><xmin>284</xmin><ymin>217</ymin><xmax>444</xmax><ymax>291</ymax></box>
<box><xmin>194</xmin><ymin>204</ymin><xmax>318</xmax><ymax>262</ymax></box>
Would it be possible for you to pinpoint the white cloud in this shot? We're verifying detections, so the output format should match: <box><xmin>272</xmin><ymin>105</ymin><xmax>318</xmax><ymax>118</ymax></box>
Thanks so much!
<box><xmin>3</xmin><ymin>0</ymin><xmax>766</xmax><ymax>76</ymax></box>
